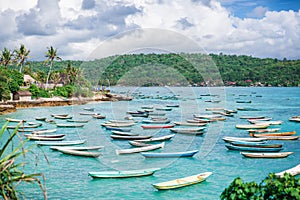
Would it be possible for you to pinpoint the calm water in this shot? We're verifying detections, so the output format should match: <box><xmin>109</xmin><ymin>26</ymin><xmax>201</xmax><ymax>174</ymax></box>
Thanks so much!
<box><xmin>1</xmin><ymin>87</ymin><xmax>300</xmax><ymax>200</ymax></box>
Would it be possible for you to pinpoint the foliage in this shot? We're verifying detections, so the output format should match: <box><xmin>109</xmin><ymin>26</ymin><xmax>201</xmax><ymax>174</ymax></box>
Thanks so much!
<box><xmin>29</xmin><ymin>84</ymin><xmax>50</xmax><ymax>98</ymax></box>
<box><xmin>13</xmin><ymin>44</ymin><xmax>30</xmax><ymax>73</ymax></box>
<box><xmin>44</xmin><ymin>46</ymin><xmax>62</xmax><ymax>88</ymax></box>
<box><xmin>0</xmin><ymin>47</ymin><xmax>14</xmax><ymax>67</ymax></box>
<box><xmin>0</xmin><ymin>68</ymin><xmax>23</xmax><ymax>100</ymax></box>
<box><xmin>220</xmin><ymin>173</ymin><xmax>300</xmax><ymax>200</ymax></box>
<box><xmin>52</xmin><ymin>85</ymin><xmax>74</xmax><ymax>98</ymax></box>
<box><xmin>0</xmin><ymin>122</ymin><xmax>46</xmax><ymax>199</ymax></box>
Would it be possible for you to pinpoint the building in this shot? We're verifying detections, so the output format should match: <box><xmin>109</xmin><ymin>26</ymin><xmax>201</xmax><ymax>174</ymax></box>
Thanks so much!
<box><xmin>13</xmin><ymin>91</ymin><xmax>32</xmax><ymax>101</ymax></box>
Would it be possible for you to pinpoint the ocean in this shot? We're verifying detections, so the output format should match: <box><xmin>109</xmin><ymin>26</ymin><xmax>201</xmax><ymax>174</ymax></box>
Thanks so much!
<box><xmin>1</xmin><ymin>87</ymin><xmax>299</xmax><ymax>199</ymax></box>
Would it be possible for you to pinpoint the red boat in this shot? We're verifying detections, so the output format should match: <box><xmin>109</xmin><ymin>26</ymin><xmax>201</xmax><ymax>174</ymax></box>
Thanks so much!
<box><xmin>141</xmin><ymin>124</ymin><xmax>175</xmax><ymax>129</ymax></box>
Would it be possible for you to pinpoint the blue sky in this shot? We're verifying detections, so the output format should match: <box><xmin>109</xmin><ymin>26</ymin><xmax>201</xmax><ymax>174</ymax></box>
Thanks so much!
<box><xmin>221</xmin><ymin>0</ymin><xmax>300</xmax><ymax>18</ymax></box>
<box><xmin>0</xmin><ymin>0</ymin><xmax>299</xmax><ymax>60</ymax></box>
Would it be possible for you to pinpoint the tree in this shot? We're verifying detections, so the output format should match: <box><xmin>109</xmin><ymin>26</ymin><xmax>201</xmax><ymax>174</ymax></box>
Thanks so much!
<box><xmin>220</xmin><ymin>173</ymin><xmax>300</xmax><ymax>200</ymax></box>
<box><xmin>45</xmin><ymin>46</ymin><xmax>62</xmax><ymax>89</ymax></box>
<box><xmin>14</xmin><ymin>44</ymin><xmax>30</xmax><ymax>73</ymax></box>
<box><xmin>0</xmin><ymin>47</ymin><xmax>13</xmax><ymax>67</ymax></box>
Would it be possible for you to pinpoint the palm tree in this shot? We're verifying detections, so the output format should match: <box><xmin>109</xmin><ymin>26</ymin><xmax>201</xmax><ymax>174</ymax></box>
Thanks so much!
<box><xmin>0</xmin><ymin>48</ymin><xmax>13</xmax><ymax>67</ymax></box>
<box><xmin>14</xmin><ymin>44</ymin><xmax>30</xmax><ymax>73</ymax></box>
<box><xmin>45</xmin><ymin>46</ymin><xmax>61</xmax><ymax>89</ymax></box>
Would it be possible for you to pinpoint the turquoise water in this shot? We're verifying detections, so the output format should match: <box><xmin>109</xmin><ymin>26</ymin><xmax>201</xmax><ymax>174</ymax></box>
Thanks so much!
<box><xmin>1</xmin><ymin>87</ymin><xmax>300</xmax><ymax>200</ymax></box>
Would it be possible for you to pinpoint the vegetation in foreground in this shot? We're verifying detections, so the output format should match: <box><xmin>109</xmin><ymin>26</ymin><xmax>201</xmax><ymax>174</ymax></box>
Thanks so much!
<box><xmin>221</xmin><ymin>173</ymin><xmax>300</xmax><ymax>200</ymax></box>
<box><xmin>0</xmin><ymin>122</ymin><xmax>46</xmax><ymax>199</ymax></box>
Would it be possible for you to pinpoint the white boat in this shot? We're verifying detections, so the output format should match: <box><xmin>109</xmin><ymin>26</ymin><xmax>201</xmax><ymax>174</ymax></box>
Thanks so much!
<box><xmin>35</xmin><ymin>140</ymin><xmax>86</xmax><ymax>146</ymax></box>
<box><xmin>50</xmin><ymin>145</ymin><xmax>104</xmax><ymax>151</ymax></box>
<box><xmin>116</xmin><ymin>142</ymin><xmax>165</xmax><ymax>155</ymax></box>
<box><xmin>56</xmin><ymin>148</ymin><xmax>101</xmax><ymax>157</ymax></box>
<box><xmin>6</xmin><ymin>118</ymin><xmax>26</xmax><ymax>122</ymax></box>
<box><xmin>88</xmin><ymin>168</ymin><xmax>160</xmax><ymax>178</ymax></box>
<box><xmin>153</xmin><ymin>172</ymin><xmax>212</xmax><ymax>190</ymax></box>
<box><xmin>25</xmin><ymin>134</ymin><xmax>66</xmax><ymax>141</ymax></box>
<box><xmin>134</xmin><ymin>134</ymin><xmax>175</xmax><ymax>142</ymax></box>
<box><xmin>32</xmin><ymin>129</ymin><xmax>57</xmax><ymax>134</ymax></box>
<box><xmin>235</xmin><ymin>124</ymin><xmax>269</xmax><ymax>129</ymax></box>
<box><xmin>240</xmin><ymin>152</ymin><xmax>294</xmax><ymax>158</ymax></box>
<box><xmin>275</xmin><ymin>164</ymin><xmax>300</xmax><ymax>177</ymax></box>
<box><xmin>222</xmin><ymin>136</ymin><xmax>268</xmax><ymax>143</ymax></box>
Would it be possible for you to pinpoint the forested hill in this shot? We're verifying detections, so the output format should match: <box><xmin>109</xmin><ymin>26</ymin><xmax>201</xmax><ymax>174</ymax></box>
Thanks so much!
<box><xmin>28</xmin><ymin>53</ymin><xmax>300</xmax><ymax>87</ymax></box>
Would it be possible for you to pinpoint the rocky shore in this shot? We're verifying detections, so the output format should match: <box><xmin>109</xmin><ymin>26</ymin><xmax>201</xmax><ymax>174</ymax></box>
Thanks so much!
<box><xmin>0</xmin><ymin>93</ymin><xmax>132</xmax><ymax>115</ymax></box>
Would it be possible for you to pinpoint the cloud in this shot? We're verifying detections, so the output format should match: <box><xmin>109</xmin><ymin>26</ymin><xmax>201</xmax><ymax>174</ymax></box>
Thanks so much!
<box><xmin>82</xmin><ymin>0</ymin><xmax>95</xmax><ymax>10</ymax></box>
<box><xmin>247</xmin><ymin>6</ymin><xmax>268</xmax><ymax>18</ymax></box>
<box><xmin>16</xmin><ymin>0</ymin><xmax>61</xmax><ymax>36</ymax></box>
<box><xmin>0</xmin><ymin>0</ymin><xmax>299</xmax><ymax>61</ymax></box>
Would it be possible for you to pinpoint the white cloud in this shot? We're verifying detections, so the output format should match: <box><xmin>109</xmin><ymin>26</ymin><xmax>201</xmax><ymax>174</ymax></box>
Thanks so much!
<box><xmin>0</xmin><ymin>0</ymin><xmax>299</xmax><ymax>61</ymax></box>
<box><xmin>247</xmin><ymin>6</ymin><xmax>268</xmax><ymax>18</ymax></box>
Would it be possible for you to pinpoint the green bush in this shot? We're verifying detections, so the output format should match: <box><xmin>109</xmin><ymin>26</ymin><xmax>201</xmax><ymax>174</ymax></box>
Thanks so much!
<box><xmin>221</xmin><ymin>173</ymin><xmax>300</xmax><ymax>200</ymax></box>
<box><xmin>29</xmin><ymin>84</ymin><xmax>50</xmax><ymax>98</ymax></box>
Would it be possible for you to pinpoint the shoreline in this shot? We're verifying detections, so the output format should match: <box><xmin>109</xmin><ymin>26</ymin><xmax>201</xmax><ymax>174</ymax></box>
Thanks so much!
<box><xmin>0</xmin><ymin>93</ymin><xmax>132</xmax><ymax>115</ymax></box>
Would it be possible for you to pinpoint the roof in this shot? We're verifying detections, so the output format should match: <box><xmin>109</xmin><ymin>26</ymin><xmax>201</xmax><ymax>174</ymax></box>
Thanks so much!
<box><xmin>24</xmin><ymin>74</ymin><xmax>35</xmax><ymax>83</ymax></box>
<box><xmin>15</xmin><ymin>90</ymin><xmax>32</xmax><ymax>96</ymax></box>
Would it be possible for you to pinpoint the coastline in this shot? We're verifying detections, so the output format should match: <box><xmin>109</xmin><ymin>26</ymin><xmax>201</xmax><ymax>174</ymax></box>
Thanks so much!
<box><xmin>0</xmin><ymin>93</ymin><xmax>132</xmax><ymax>115</ymax></box>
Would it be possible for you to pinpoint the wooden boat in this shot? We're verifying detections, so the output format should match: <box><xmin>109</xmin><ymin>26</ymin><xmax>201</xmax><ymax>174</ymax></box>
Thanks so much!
<box><xmin>6</xmin><ymin>118</ymin><xmax>26</xmax><ymax>122</ymax></box>
<box><xmin>193</xmin><ymin>114</ymin><xmax>222</xmax><ymax>119</ymax></box>
<box><xmin>289</xmin><ymin>116</ymin><xmax>300</xmax><ymax>122</ymax></box>
<box><xmin>79</xmin><ymin>112</ymin><xmax>98</xmax><ymax>115</ymax></box>
<box><xmin>174</xmin><ymin>122</ymin><xmax>207</xmax><ymax>126</ymax></box>
<box><xmin>102</xmin><ymin>122</ymin><xmax>135</xmax><ymax>127</ymax></box>
<box><xmin>35</xmin><ymin>117</ymin><xmax>47</xmax><ymax>121</ymax></box>
<box><xmin>247</xmin><ymin>128</ymin><xmax>280</xmax><ymax>133</ymax></box>
<box><xmin>116</xmin><ymin>142</ymin><xmax>164</xmax><ymax>154</ymax></box>
<box><xmin>111</xmin><ymin>130</ymin><xmax>139</xmax><ymax>136</ymax></box>
<box><xmin>187</xmin><ymin>119</ymin><xmax>213</xmax><ymax>123</ymax></box>
<box><xmin>142</xmin><ymin>119</ymin><xmax>170</xmax><ymax>124</ymax></box>
<box><xmin>222</xmin><ymin>136</ymin><xmax>267</xmax><ymax>143</ymax></box>
<box><xmin>148</xmin><ymin>112</ymin><xmax>166</xmax><ymax>116</ymax></box>
<box><xmin>155</xmin><ymin>107</ymin><xmax>172</xmax><ymax>111</ymax></box>
<box><xmin>109</xmin><ymin>119</ymin><xmax>135</xmax><ymax>123</ymax></box>
<box><xmin>128</xmin><ymin>141</ymin><xmax>151</xmax><ymax>147</ymax></box>
<box><xmin>141</xmin><ymin>124</ymin><xmax>175</xmax><ymax>129</ymax></box>
<box><xmin>249</xmin><ymin>131</ymin><xmax>296</xmax><ymax>137</ymax></box>
<box><xmin>25</xmin><ymin>134</ymin><xmax>66</xmax><ymax>141</ymax></box>
<box><xmin>88</xmin><ymin>168</ymin><xmax>160</xmax><ymax>178</ymax></box>
<box><xmin>105</xmin><ymin>126</ymin><xmax>132</xmax><ymax>132</ymax></box>
<box><xmin>56</xmin><ymin>123</ymin><xmax>85</xmax><ymax>128</ymax></box>
<box><xmin>153</xmin><ymin>172</ymin><xmax>212</xmax><ymax>190</ymax></box>
<box><xmin>237</xmin><ymin>107</ymin><xmax>260</xmax><ymax>111</ymax></box>
<box><xmin>67</xmin><ymin>119</ymin><xmax>90</xmax><ymax>123</ymax></box>
<box><xmin>212</xmin><ymin>111</ymin><xmax>234</xmax><ymax>117</ymax></box>
<box><xmin>230</xmin><ymin>141</ymin><xmax>282</xmax><ymax>148</ymax></box>
<box><xmin>205</xmin><ymin>107</ymin><xmax>224</xmax><ymax>111</ymax></box>
<box><xmin>134</xmin><ymin>134</ymin><xmax>175</xmax><ymax>142</ymax></box>
<box><xmin>50</xmin><ymin>145</ymin><xmax>104</xmax><ymax>151</ymax></box>
<box><xmin>141</xmin><ymin>150</ymin><xmax>199</xmax><ymax>158</ymax></box>
<box><xmin>247</xmin><ymin>118</ymin><xmax>272</xmax><ymax>122</ymax></box>
<box><xmin>35</xmin><ymin>140</ymin><xmax>86</xmax><ymax>146</ymax></box>
<box><xmin>236</xmin><ymin>100</ymin><xmax>252</xmax><ymax>103</ymax></box>
<box><xmin>250</xmin><ymin>135</ymin><xmax>300</xmax><ymax>140</ymax></box>
<box><xmin>8</xmin><ymin>124</ymin><xmax>41</xmax><ymax>129</ymax></box>
<box><xmin>92</xmin><ymin>114</ymin><xmax>106</xmax><ymax>119</ymax></box>
<box><xmin>51</xmin><ymin>114</ymin><xmax>68</xmax><ymax>117</ymax></box>
<box><xmin>275</xmin><ymin>164</ymin><xmax>300</xmax><ymax>177</ymax></box>
<box><xmin>235</xmin><ymin>124</ymin><xmax>269</xmax><ymax>129</ymax></box>
<box><xmin>56</xmin><ymin>148</ymin><xmax>101</xmax><ymax>157</ymax></box>
<box><xmin>53</xmin><ymin>115</ymin><xmax>72</xmax><ymax>119</ymax></box>
<box><xmin>225</xmin><ymin>144</ymin><xmax>283</xmax><ymax>152</ymax></box>
<box><xmin>27</xmin><ymin>122</ymin><xmax>43</xmax><ymax>126</ymax></box>
<box><xmin>240</xmin><ymin>152</ymin><xmax>293</xmax><ymax>158</ymax></box>
<box><xmin>170</xmin><ymin>127</ymin><xmax>205</xmax><ymax>133</ymax></box>
<box><xmin>228</xmin><ymin>140</ymin><xmax>266</xmax><ymax>145</ymax></box>
<box><xmin>166</xmin><ymin>104</ymin><xmax>179</xmax><ymax>107</ymax></box>
<box><xmin>110</xmin><ymin>135</ymin><xmax>152</xmax><ymax>140</ymax></box>
<box><xmin>83</xmin><ymin>108</ymin><xmax>95</xmax><ymax>111</ymax></box>
<box><xmin>250</xmin><ymin>120</ymin><xmax>283</xmax><ymax>126</ymax></box>
<box><xmin>239</xmin><ymin>116</ymin><xmax>265</xmax><ymax>119</ymax></box>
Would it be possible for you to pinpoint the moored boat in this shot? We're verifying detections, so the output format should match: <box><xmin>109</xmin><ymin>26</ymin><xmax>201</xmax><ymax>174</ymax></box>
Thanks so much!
<box><xmin>67</xmin><ymin>119</ymin><xmax>90</xmax><ymax>123</ymax></box>
<box><xmin>141</xmin><ymin>124</ymin><xmax>175</xmax><ymax>129</ymax></box>
<box><xmin>289</xmin><ymin>116</ymin><xmax>300</xmax><ymax>122</ymax></box>
<box><xmin>230</xmin><ymin>141</ymin><xmax>282</xmax><ymax>148</ymax></box>
<box><xmin>88</xmin><ymin>168</ymin><xmax>160</xmax><ymax>178</ymax></box>
<box><xmin>53</xmin><ymin>115</ymin><xmax>72</xmax><ymax>119</ymax></box>
<box><xmin>153</xmin><ymin>172</ymin><xmax>212</xmax><ymax>190</ymax></box>
<box><xmin>128</xmin><ymin>141</ymin><xmax>151</xmax><ymax>147</ymax></box>
<box><xmin>56</xmin><ymin>148</ymin><xmax>101</xmax><ymax>157</ymax></box>
<box><xmin>6</xmin><ymin>118</ymin><xmax>26</xmax><ymax>122</ymax></box>
<box><xmin>32</xmin><ymin>129</ymin><xmax>57</xmax><ymax>134</ymax></box>
<box><xmin>92</xmin><ymin>114</ymin><xmax>106</xmax><ymax>119</ymax></box>
<box><xmin>170</xmin><ymin>127</ymin><xmax>205</xmax><ymax>135</ymax></box>
<box><xmin>116</xmin><ymin>142</ymin><xmax>164</xmax><ymax>154</ymax></box>
<box><xmin>111</xmin><ymin>130</ymin><xmax>139</xmax><ymax>136</ymax></box>
<box><xmin>50</xmin><ymin>145</ymin><xmax>104</xmax><ymax>151</ymax></box>
<box><xmin>141</xmin><ymin>150</ymin><xmax>199</xmax><ymax>158</ymax></box>
<box><xmin>222</xmin><ymin>136</ymin><xmax>267</xmax><ymax>143</ymax></box>
<box><xmin>225</xmin><ymin>144</ymin><xmax>283</xmax><ymax>152</ymax></box>
<box><xmin>134</xmin><ymin>134</ymin><xmax>175</xmax><ymax>142</ymax></box>
<box><xmin>110</xmin><ymin>134</ymin><xmax>152</xmax><ymax>140</ymax></box>
<box><xmin>250</xmin><ymin>135</ymin><xmax>300</xmax><ymax>140</ymax></box>
<box><xmin>142</xmin><ymin>119</ymin><xmax>170</xmax><ymax>124</ymax></box>
<box><xmin>35</xmin><ymin>140</ymin><xmax>86</xmax><ymax>146</ymax></box>
<box><xmin>25</xmin><ymin>134</ymin><xmax>66</xmax><ymax>141</ymax></box>
<box><xmin>240</xmin><ymin>152</ymin><xmax>293</xmax><ymax>158</ymax></box>
<box><xmin>235</xmin><ymin>124</ymin><xmax>269</xmax><ymax>129</ymax></box>
<box><xmin>56</xmin><ymin>123</ymin><xmax>85</xmax><ymax>128</ymax></box>
<box><xmin>249</xmin><ymin>131</ymin><xmax>296</xmax><ymax>137</ymax></box>
<box><xmin>275</xmin><ymin>164</ymin><xmax>300</xmax><ymax>177</ymax></box>
<box><xmin>247</xmin><ymin>128</ymin><xmax>280</xmax><ymax>133</ymax></box>
<box><xmin>174</xmin><ymin>122</ymin><xmax>207</xmax><ymax>126</ymax></box>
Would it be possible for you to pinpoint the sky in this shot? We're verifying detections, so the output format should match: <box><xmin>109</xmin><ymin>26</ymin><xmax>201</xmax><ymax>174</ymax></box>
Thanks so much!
<box><xmin>0</xmin><ymin>0</ymin><xmax>299</xmax><ymax>61</ymax></box>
